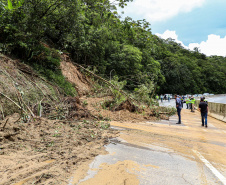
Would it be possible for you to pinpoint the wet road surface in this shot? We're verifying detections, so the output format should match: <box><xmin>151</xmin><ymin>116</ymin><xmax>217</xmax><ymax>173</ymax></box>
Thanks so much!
<box><xmin>70</xmin><ymin>104</ymin><xmax>226</xmax><ymax>185</ymax></box>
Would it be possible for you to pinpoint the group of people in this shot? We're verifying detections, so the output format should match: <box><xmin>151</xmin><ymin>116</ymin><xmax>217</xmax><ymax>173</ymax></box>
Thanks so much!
<box><xmin>185</xmin><ymin>96</ymin><xmax>196</xmax><ymax>112</ymax></box>
<box><xmin>175</xmin><ymin>95</ymin><xmax>208</xmax><ymax>127</ymax></box>
<box><xmin>156</xmin><ymin>94</ymin><xmax>208</xmax><ymax>127</ymax></box>
<box><xmin>156</xmin><ymin>94</ymin><xmax>196</xmax><ymax>112</ymax></box>
<box><xmin>156</xmin><ymin>94</ymin><xmax>171</xmax><ymax>102</ymax></box>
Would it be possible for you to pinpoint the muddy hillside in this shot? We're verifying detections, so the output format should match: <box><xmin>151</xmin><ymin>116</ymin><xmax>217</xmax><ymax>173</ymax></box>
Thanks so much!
<box><xmin>0</xmin><ymin>54</ymin><xmax>117</xmax><ymax>185</ymax></box>
<box><xmin>0</xmin><ymin>54</ymin><xmax>174</xmax><ymax>184</ymax></box>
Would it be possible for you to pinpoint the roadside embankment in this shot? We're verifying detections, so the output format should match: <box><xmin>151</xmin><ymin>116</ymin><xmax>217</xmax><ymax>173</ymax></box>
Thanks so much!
<box><xmin>195</xmin><ymin>100</ymin><xmax>226</xmax><ymax>122</ymax></box>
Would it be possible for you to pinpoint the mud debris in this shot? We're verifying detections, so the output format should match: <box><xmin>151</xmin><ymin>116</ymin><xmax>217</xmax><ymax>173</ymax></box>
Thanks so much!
<box><xmin>0</xmin><ymin>114</ymin><xmax>118</xmax><ymax>185</ymax></box>
<box><xmin>0</xmin><ymin>54</ymin><xmax>175</xmax><ymax>185</ymax></box>
<box><xmin>115</xmin><ymin>100</ymin><xmax>140</xmax><ymax>112</ymax></box>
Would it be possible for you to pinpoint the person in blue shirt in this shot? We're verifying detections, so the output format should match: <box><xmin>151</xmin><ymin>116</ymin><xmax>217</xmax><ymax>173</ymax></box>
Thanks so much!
<box><xmin>175</xmin><ymin>94</ymin><xmax>182</xmax><ymax>124</ymax></box>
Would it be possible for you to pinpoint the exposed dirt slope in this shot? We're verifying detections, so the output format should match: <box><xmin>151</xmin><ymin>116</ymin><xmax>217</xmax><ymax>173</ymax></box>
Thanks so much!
<box><xmin>0</xmin><ymin>54</ymin><xmax>118</xmax><ymax>184</ymax></box>
<box><xmin>0</xmin><ymin>54</ymin><xmax>94</xmax><ymax>120</ymax></box>
<box><xmin>0</xmin><ymin>54</ymin><xmax>60</xmax><ymax>118</ymax></box>
<box><xmin>60</xmin><ymin>55</ymin><xmax>92</xmax><ymax>96</ymax></box>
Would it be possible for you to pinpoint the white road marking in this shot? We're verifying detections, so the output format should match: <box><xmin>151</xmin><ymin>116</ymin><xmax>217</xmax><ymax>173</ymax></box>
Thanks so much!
<box><xmin>193</xmin><ymin>150</ymin><xmax>226</xmax><ymax>185</ymax></box>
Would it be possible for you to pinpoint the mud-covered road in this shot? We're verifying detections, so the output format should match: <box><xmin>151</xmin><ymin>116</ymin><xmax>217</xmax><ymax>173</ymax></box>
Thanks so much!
<box><xmin>73</xmin><ymin>108</ymin><xmax>226</xmax><ymax>185</ymax></box>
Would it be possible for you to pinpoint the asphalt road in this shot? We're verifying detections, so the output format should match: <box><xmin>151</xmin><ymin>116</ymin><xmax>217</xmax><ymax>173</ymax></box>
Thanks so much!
<box><xmin>70</xmin><ymin>106</ymin><xmax>226</xmax><ymax>185</ymax></box>
<box><xmin>159</xmin><ymin>94</ymin><xmax>226</xmax><ymax>107</ymax></box>
<box><xmin>76</xmin><ymin>140</ymin><xmax>223</xmax><ymax>185</ymax></box>
<box><xmin>159</xmin><ymin>94</ymin><xmax>226</xmax><ymax>105</ymax></box>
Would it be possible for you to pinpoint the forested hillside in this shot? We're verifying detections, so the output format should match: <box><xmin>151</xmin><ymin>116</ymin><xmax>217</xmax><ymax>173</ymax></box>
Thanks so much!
<box><xmin>1</xmin><ymin>0</ymin><xmax>226</xmax><ymax>95</ymax></box>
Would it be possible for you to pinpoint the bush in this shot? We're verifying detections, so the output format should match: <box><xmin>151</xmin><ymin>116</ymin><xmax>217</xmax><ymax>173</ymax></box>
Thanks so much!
<box><xmin>133</xmin><ymin>82</ymin><xmax>154</xmax><ymax>105</ymax></box>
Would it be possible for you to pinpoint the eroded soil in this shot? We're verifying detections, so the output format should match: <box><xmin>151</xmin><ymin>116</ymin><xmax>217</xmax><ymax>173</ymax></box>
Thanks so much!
<box><xmin>0</xmin><ymin>114</ymin><xmax>118</xmax><ymax>185</ymax></box>
<box><xmin>0</xmin><ymin>54</ymin><xmax>172</xmax><ymax>184</ymax></box>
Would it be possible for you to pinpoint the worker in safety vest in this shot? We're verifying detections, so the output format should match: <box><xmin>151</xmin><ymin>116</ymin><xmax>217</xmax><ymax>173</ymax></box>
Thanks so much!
<box><xmin>156</xmin><ymin>94</ymin><xmax>159</xmax><ymax>101</ymax></box>
<box><xmin>185</xmin><ymin>97</ymin><xmax>190</xmax><ymax>109</ymax></box>
<box><xmin>190</xmin><ymin>96</ymin><xmax>195</xmax><ymax>112</ymax></box>
<box><xmin>180</xmin><ymin>96</ymin><xmax>183</xmax><ymax>108</ymax></box>
<box><xmin>188</xmin><ymin>96</ymin><xmax>192</xmax><ymax>110</ymax></box>
<box><xmin>203</xmin><ymin>97</ymin><xmax>208</xmax><ymax>105</ymax></box>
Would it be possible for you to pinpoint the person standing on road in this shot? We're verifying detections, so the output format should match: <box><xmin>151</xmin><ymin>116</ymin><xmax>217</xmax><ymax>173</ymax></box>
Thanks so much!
<box><xmin>175</xmin><ymin>95</ymin><xmax>182</xmax><ymax>124</ymax></box>
<box><xmin>180</xmin><ymin>95</ymin><xmax>184</xmax><ymax>108</ymax></box>
<box><xmin>168</xmin><ymin>95</ymin><xmax>170</xmax><ymax>102</ymax></box>
<box><xmin>199</xmin><ymin>97</ymin><xmax>208</xmax><ymax>127</ymax></box>
<box><xmin>188</xmin><ymin>96</ymin><xmax>192</xmax><ymax>110</ymax></box>
<box><xmin>190</xmin><ymin>96</ymin><xmax>195</xmax><ymax>112</ymax></box>
<box><xmin>203</xmin><ymin>97</ymin><xmax>208</xmax><ymax>105</ymax></box>
<box><xmin>156</xmin><ymin>94</ymin><xmax>159</xmax><ymax>102</ymax></box>
<box><xmin>160</xmin><ymin>94</ymin><xmax>163</xmax><ymax>102</ymax></box>
<box><xmin>185</xmin><ymin>97</ymin><xmax>190</xmax><ymax>109</ymax></box>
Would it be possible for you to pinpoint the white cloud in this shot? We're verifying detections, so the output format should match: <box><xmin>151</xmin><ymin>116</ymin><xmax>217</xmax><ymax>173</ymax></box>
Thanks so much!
<box><xmin>122</xmin><ymin>0</ymin><xmax>205</xmax><ymax>22</ymax></box>
<box><xmin>156</xmin><ymin>31</ymin><xmax>226</xmax><ymax>56</ymax></box>
<box><xmin>188</xmin><ymin>34</ymin><xmax>226</xmax><ymax>56</ymax></box>
<box><xmin>155</xmin><ymin>30</ymin><xmax>187</xmax><ymax>48</ymax></box>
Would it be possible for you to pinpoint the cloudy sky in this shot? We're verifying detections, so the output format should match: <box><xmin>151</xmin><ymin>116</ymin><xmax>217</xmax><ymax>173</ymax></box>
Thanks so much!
<box><xmin>116</xmin><ymin>0</ymin><xmax>226</xmax><ymax>56</ymax></box>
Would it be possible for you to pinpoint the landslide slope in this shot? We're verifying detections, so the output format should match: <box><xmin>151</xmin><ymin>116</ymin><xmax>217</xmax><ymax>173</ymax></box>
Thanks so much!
<box><xmin>0</xmin><ymin>54</ymin><xmax>117</xmax><ymax>185</ymax></box>
<box><xmin>0</xmin><ymin>54</ymin><xmax>93</xmax><ymax>120</ymax></box>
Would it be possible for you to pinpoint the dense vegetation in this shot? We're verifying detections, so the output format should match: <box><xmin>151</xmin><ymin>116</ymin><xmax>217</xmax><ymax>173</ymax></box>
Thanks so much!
<box><xmin>0</xmin><ymin>0</ymin><xmax>225</xmax><ymax>95</ymax></box>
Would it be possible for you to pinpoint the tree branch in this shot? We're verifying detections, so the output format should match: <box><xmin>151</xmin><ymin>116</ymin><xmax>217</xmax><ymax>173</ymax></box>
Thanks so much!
<box><xmin>39</xmin><ymin>0</ymin><xmax>61</xmax><ymax>20</ymax></box>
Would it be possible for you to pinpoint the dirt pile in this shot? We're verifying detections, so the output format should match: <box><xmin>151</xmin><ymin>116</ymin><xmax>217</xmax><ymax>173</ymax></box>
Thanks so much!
<box><xmin>32</xmin><ymin>96</ymin><xmax>93</xmax><ymax>120</ymax></box>
<box><xmin>115</xmin><ymin>100</ymin><xmax>140</xmax><ymax>112</ymax></box>
<box><xmin>0</xmin><ymin>113</ymin><xmax>118</xmax><ymax>185</ymax></box>
<box><xmin>63</xmin><ymin>97</ymin><xmax>90</xmax><ymax>119</ymax></box>
<box><xmin>80</xmin><ymin>97</ymin><xmax>158</xmax><ymax>122</ymax></box>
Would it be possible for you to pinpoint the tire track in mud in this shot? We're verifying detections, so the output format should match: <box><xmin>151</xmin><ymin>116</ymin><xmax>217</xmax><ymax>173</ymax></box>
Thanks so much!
<box><xmin>0</xmin><ymin>152</ymin><xmax>56</xmax><ymax>185</ymax></box>
<box><xmin>0</xmin><ymin>117</ymin><xmax>118</xmax><ymax>185</ymax></box>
